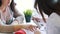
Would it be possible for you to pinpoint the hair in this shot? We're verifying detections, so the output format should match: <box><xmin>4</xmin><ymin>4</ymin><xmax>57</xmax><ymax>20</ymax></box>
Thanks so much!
<box><xmin>34</xmin><ymin>0</ymin><xmax>60</xmax><ymax>22</ymax></box>
<box><xmin>35</xmin><ymin>0</ymin><xmax>60</xmax><ymax>16</ymax></box>
<box><xmin>10</xmin><ymin>0</ymin><xmax>16</xmax><ymax>12</ymax></box>
<box><xmin>0</xmin><ymin>0</ymin><xmax>2</xmax><ymax>6</ymax></box>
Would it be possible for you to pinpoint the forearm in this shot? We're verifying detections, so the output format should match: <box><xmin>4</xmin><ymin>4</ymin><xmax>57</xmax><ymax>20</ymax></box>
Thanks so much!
<box><xmin>0</xmin><ymin>24</ymin><xmax>26</xmax><ymax>33</ymax></box>
<box><xmin>0</xmin><ymin>25</ymin><xmax>14</xmax><ymax>33</ymax></box>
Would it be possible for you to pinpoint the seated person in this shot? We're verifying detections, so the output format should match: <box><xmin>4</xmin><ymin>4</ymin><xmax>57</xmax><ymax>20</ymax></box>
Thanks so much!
<box><xmin>34</xmin><ymin>0</ymin><xmax>60</xmax><ymax>34</ymax></box>
<box><xmin>0</xmin><ymin>0</ymin><xmax>37</xmax><ymax>34</ymax></box>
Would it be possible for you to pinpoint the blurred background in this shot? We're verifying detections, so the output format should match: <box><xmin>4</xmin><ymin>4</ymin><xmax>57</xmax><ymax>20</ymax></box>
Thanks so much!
<box><xmin>14</xmin><ymin>0</ymin><xmax>48</xmax><ymax>18</ymax></box>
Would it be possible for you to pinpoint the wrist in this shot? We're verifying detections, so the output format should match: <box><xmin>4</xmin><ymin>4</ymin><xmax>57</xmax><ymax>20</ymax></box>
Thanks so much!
<box><xmin>14</xmin><ymin>25</ymin><xmax>21</xmax><ymax>31</ymax></box>
<box><xmin>13</xmin><ymin>24</ymin><xmax>27</xmax><ymax>31</ymax></box>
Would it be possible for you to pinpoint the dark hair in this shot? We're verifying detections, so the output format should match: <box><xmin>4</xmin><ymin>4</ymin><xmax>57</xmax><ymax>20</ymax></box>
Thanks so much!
<box><xmin>35</xmin><ymin>0</ymin><xmax>60</xmax><ymax>16</ymax></box>
<box><xmin>0</xmin><ymin>0</ymin><xmax>2</xmax><ymax>6</ymax></box>
<box><xmin>10</xmin><ymin>0</ymin><xmax>16</xmax><ymax>12</ymax></box>
<box><xmin>34</xmin><ymin>0</ymin><xmax>60</xmax><ymax>22</ymax></box>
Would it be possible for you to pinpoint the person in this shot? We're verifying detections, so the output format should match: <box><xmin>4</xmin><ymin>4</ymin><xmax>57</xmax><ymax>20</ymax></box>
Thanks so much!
<box><xmin>34</xmin><ymin>0</ymin><xmax>60</xmax><ymax>34</ymax></box>
<box><xmin>34</xmin><ymin>0</ymin><xmax>47</xmax><ymax>23</ymax></box>
<box><xmin>0</xmin><ymin>0</ymin><xmax>37</xmax><ymax>34</ymax></box>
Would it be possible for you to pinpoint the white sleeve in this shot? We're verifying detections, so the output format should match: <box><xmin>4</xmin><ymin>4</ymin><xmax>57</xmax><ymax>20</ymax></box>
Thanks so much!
<box><xmin>14</xmin><ymin>16</ymin><xmax>24</xmax><ymax>24</ymax></box>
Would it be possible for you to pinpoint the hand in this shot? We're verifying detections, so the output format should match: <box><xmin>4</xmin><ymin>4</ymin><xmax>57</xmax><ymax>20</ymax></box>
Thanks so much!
<box><xmin>25</xmin><ymin>24</ymin><xmax>37</xmax><ymax>32</ymax></box>
<box><xmin>32</xmin><ymin>17</ymin><xmax>40</xmax><ymax>22</ymax></box>
<box><xmin>32</xmin><ymin>17</ymin><xmax>41</xmax><ymax>29</ymax></box>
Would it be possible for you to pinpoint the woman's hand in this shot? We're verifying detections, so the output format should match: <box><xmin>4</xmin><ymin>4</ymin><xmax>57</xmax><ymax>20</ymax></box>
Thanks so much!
<box><xmin>25</xmin><ymin>24</ymin><xmax>37</xmax><ymax>32</ymax></box>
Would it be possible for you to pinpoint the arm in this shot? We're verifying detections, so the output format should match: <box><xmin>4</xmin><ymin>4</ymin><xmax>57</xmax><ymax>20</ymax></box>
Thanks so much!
<box><xmin>0</xmin><ymin>18</ymin><xmax>26</xmax><ymax>33</ymax></box>
<box><xmin>0</xmin><ymin>23</ymin><xmax>37</xmax><ymax>33</ymax></box>
<box><xmin>13</xmin><ymin>9</ymin><xmax>24</xmax><ymax>24</ymax></box>
<box><xmin>0</xmin><ymin>20</ymin><xmax>27</xmax><ymax>33</ymax></box>
<box><xmin>0</xmin><ymin>20</ymin><xmax>37</xmax><ymax>33</ymax></box>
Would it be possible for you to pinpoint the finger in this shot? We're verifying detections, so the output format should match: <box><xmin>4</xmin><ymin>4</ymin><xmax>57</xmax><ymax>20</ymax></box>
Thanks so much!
<box><xmin>30</xmin><ymin>28</ymin><xmax>34</xmax><ymax>32</ymax></box>
<box><xmin>25</xmin><ymin>28</ymin><xmax>29</xmax><ymax>30</ymax></box>
<box><xmin>32</xmin><ymin>25</ymin><xmax>36</xmax><ymax>28</ymax></box>
<box><xmin>34</xmin><ymin>27</ymin><xmax>37</xmax><ymax>30</ymax></box>
<box><xmin>35</xmin><ymin>26</ymin><xmax>40</xmax><ymax>29</ymax></box>
<box><xmin>28</xmin><ymin>27</ymin><xmax>34</xmax><ymax>32</ymax></box>
<box><xmin>31</xmin><ymin>25</ymin><xmax>37</xmax><ymax>31</ymax></box>
<box><xmin>38</xmin><ymin>26</ymin><xmax>40</xmax><ymax>29</ymax></box>
<box><xmin>30</xmin><ymin>26</ymin><xmax>35</xmax><ymax>31</ymax></box>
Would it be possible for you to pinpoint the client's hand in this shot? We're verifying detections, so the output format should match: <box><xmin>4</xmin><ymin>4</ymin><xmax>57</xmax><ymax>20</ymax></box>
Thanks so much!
<box><xmin>25</xmin><ymin>24</ymin><xmax>37</xmax><ymax>32</ymax></box>
<box><xmin>32</xmin><ymin>17</ymin><xmax>41</xmax><ymax>29</ymax></box>
<box><xmin>32</xmin><ymin>17</ymin><xmax>40</xmax><ymax>22</ymax></box>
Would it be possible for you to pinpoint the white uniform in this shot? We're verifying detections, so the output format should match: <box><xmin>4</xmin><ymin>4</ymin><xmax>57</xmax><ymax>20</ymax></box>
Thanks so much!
<box><xmin>46</xmin><ymin>13</ymin><xmax>60</xmax><ymax>34</ymax></box>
